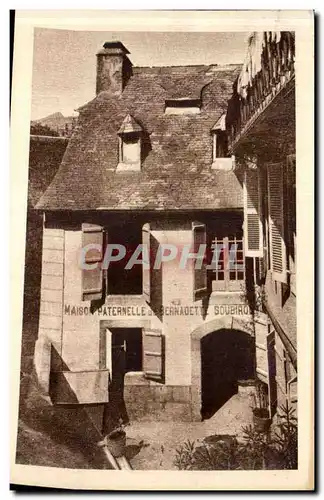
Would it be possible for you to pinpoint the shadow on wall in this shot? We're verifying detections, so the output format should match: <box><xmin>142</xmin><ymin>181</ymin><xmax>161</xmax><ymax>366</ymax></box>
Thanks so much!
<box><xmin>20</xmin><ymin>137</ymin><xmax>68</xmax><ymax>378</ymax></box>
<box><xmin>201</xmin><ymin>328</ymin><xmax>255</xmax><ymax>420</ymax></box>
<box><xmin>149</xmin><ymin>233</ymin><xmax>163</xmax><ymax>321</ymax></box>
<box><xmin>20</xmin><ymin>209</ymin><xmax>44</xmax><ymax>375</ymax></box>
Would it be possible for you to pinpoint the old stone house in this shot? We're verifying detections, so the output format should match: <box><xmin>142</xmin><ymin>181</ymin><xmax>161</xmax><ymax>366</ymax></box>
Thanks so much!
<box><xmin>33</xmin><ymin>35</ymin><xmax>296</xmax><ymax>429</ymax></box>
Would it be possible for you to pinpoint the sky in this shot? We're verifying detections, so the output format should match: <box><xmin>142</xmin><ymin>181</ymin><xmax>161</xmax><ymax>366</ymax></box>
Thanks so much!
<box><xmin>31</xmin><ymin>28</ymin><xmax>249</xmax><ymax>120</ymax></box>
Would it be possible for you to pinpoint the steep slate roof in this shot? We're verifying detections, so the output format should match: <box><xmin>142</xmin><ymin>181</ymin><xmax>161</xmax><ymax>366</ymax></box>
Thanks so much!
<box><xmin>37</xmin><ymin>63</ymin><xmax>243</xmax><ymax>211</ymax></box>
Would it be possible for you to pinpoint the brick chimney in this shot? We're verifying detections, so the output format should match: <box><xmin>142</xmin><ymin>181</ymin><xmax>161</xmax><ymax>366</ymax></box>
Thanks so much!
<box><xmin>96</xmin><ymin>41</ymin><xmax>132</xmax><ymax>96</ymax></box>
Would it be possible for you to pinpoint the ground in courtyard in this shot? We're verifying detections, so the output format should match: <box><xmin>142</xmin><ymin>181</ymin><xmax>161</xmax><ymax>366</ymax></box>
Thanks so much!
<box><xmin>125</xmin><ymin>390</ymin><xmax>254</xmax><ymax>470</ymax></box>
<box><xmin>16</xmin><ymin>372</ymin><xmax>253</xmax><ymax>470</ymax></box>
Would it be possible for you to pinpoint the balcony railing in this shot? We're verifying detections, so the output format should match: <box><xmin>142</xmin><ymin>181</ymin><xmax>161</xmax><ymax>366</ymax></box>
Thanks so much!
<box><xmin>226</xmin><ymin>31</ymin><xmax>295</xmax><ymax>151</ymax></box>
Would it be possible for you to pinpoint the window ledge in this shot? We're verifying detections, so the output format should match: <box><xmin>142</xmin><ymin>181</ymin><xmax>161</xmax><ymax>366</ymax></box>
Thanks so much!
<box><xmin>165</xmin><ymin>107</ymin><xmax>200</xmax><ymax>115</ymax></box>
<box><xmin>124</xmin><ymin>371</ymin><xmax>161</xmax><ymax>387</ymax></box>
<box><xmin>116</xmin><ymin>162</ymin><xmax>141</xmax><ymax>172</ymax></box>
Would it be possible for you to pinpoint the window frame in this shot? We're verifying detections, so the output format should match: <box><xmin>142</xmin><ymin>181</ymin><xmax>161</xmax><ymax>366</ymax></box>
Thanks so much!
<box><xmin>211</xmin><ymin>234</ymin><xmax>245</xmax><ymax>292</ymax></box>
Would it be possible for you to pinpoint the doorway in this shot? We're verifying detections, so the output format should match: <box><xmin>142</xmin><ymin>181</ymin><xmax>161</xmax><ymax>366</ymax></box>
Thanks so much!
<box><xmin>103</xmin><ymin>328</ymin><xmax>142</xmax><ymax>429</ymax></box>
<box><xmin>109</xmin><ymin>328</ymin><xmax>142</xmax><ymax>400</ymax></box>
<box><xmin>201</xmin><ymin>328</ymin><xmax>254</xmax><ymax>420</ymax></box>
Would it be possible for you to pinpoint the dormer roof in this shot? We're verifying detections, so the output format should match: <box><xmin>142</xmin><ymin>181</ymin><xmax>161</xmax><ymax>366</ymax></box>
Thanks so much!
<box><xmin>117</xmin><ymin>114</ymin><xmax>143</xmax><ymax>135</ymax></box>
<box><xmin>211</xmin><ymin>113</ymin><xmax>226</xmax><ymax>132</ymax></box>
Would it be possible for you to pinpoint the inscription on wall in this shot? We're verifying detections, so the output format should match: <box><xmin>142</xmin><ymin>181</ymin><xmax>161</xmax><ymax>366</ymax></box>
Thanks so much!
<box><xmin>64</xmin><ymin>304</ymin><xmax>250</xmax><ymax>317</ymax></box>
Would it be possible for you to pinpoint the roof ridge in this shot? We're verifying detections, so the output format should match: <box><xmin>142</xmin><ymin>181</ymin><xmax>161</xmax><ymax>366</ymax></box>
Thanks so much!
<box><xmin>133</xmin><ymin>63</ymin><xmax>241</xmax><ymax>69</ymax></box>
<box><xmin>134</xmin><ymin>64</ymin><xmax>211</xmax><ymax>69</ymax></box>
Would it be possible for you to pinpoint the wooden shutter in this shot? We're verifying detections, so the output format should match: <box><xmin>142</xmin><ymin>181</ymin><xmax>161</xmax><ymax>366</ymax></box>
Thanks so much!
<box><xmin>255</xmin><ymin>315</ymin><xmax>278</xmax><ymax>416</ymax></box>
<box><xmin>267</xmin><ymin>328</ymin><xmax>278</xmax><ymax>417</ymax></box>
<box><xmin>243</xmin><ymin>168</ymin><xmax>263</xmax><ymax>257</ymax></box>
<box><xmin>143</xmin><ymin>329</ymin><xmax>164</xmax><ymax>383</ymax></box>
<box><xmin>267</xmin><ymin>163</ymin><xmax>287</xmax><ymax>283</ymax></box>
<box><xmin>192</xmin><ymin>222</ymin><xmax>207</xmax><ymax>300</ymax></box>
<box><xmin>254</xmin><ymin>312</ymin><xmax>269</xmax><ymax>384</ymax></box>
<box><xmin>274</xmin><ymin>332</ymin><xmax>288</xmax><ymax>401</ymax></box>
<box><xmin>287</xmin><ymin>155</ymin><xmax>296</xmax><ymax>294</ymax></box>
<box><xmin>81</xmin><ymin>223</ymin><xmax>104</xmax><ymax>301</ymax></box>
<box><xmin>142</xmin><ymin>223</ymin><xmax>150</xmax><ymax>303</ymax></box>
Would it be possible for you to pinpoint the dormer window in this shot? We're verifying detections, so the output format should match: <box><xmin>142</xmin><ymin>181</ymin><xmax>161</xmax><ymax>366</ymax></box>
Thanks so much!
<box><xmin>117</xmin><ymin>114</ymin><xmax>143</xmax><ymax>171</ymax></box>
<box><xmin>165</xmin><ymin>98</ymin><xmax>201</xmax><ymax>115</ymax></box>
<box><xmin>211</xmin><ymin>114</ymin><xmax>233</xmax><ymax>171</ymax></box>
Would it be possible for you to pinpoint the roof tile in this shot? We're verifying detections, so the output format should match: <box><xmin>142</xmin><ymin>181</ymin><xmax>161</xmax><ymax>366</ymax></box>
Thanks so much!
<box><xmin>37</xmin><ymin>64</ymin><xmax>243</xmax><ymax>211</ymax></box>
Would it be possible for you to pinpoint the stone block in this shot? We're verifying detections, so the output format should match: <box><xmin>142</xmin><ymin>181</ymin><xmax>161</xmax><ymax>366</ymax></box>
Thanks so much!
<box><xmin>43</xmin><ymin>248</ymin><xmax>64</xmax><ymax>264</ymax></box>
<box><xmin>172</xmin><ymin>386</ymin><xmax>190</xmax><ymax>403</ymax></box>
<box><xmin>39</xmin><ymin>313</ymin><xmax>62</xmax><ymax>331</ymax></box>
<box><xmin>43</xmin><ymin>235</ymin><xmax>64</xmax><ymax>251</ymax></box>
<box><xmin>159</xmin><ymin>402</ymin><xmax>192</xmax><ymax>422</ymax></box>
<box><xmin>151</xmin><ymin>385</ymin><xmax>171</xmax><ymax>403</ymax></box>
<box><xmin>41</xmin><ymin>274</ymin><xmax>63</xmax><ymax>291</ymax></box>
<box><xmin>125</xmin><ymin>399</ymin><xmax>147</xmax><ymax>420</ymax></box>
<box><xmin>42</xmin><ymin>261</ymin><xmax>64</xmax><ymax>277</ymax></box>
<box><xmin>40</xmin><ymin>288</ymin><xmax>63</xmax><ymax>303</ymax></box>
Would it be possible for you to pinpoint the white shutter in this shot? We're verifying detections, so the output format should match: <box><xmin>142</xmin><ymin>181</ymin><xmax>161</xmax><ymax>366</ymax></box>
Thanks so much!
<box><xmin>267</xmin><ymin>163</ymin><xmax>287</xmax><ymax>283</ymax></box>
<box><xmin>192</xmin><ymin>221</ymin><xmax>207</xmax><ymax>300</ymax></box>
<box><xmin>143</xmin><ymin>329</ymin><xmax>164</xmax><ymax>382</ymax></box>
<box><xmin>81</xmin><ymin>223</ymin><xmax>104</xmax><ymax>301</ymax></box>
<box><xmin>243</xmin><ymin>168</ymin><xmax>263</xmax><ymax>257</ymax></box>
<box><xmin>142</xmin><ymin>223</ymin><xmax>151</xmax><ymax>303</ymax></box>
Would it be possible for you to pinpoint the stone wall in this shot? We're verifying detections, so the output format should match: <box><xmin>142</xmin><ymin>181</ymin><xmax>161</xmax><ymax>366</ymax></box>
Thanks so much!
<box><xmin>124</xmin><ymin>373</ymin><xmax>191</xmax><ymax>422</ymax></box>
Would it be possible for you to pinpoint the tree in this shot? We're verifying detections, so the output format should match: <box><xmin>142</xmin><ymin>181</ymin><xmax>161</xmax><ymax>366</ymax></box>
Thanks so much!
<box><xmin>30</xmin><ymin>123</ymin><xmax>59</xmax><ymax>137</ymax></box>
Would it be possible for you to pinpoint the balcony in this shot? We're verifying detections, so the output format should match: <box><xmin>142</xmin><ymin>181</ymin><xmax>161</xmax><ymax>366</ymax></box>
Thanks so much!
<box><xmin>226</xmin><ymin>32</ymin><xmax>295</xmax><ymax>153</ymax></box>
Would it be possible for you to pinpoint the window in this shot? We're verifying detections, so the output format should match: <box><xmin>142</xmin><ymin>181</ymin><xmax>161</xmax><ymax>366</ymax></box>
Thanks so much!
<box><xmin>212</xmin><ymin>132</ymin><xmax>227</xmax><ymax>160</ymax></box>
<box><xmin>165</xmin><ymin>98</ymin><xmax>201</xmax><ymax>115</ymax></box>
<box><xmin>121</xmin><ymin>135</ymin><xmax>140</xmax><ymax>164</ymax></box>
<box><xmin>211</xmin><ymin>114</ymin><xmax>233</xmax><ymax>170</ymax></box>
<box><xmin>81</xmin><ymin>222</ymin><xmax>143</xmax><ymax>300</ymax></box>
<box><xmin>106</xmin><ymin>223</ymin><xmax>143</xmax><ymax>295</ymax></box>
<box><xmin>211</xmin><ymin>234</ymin><xmax>245</xmax><ymax>292</ymax></box>
<box><xmin>117</xmin><ymin>114</ymin><xmax>143</xmax><ymax>171</ymax></box>
<box><xmin>207</xmin><ymin>215</ymin><xmax>244</xmax><ymax>292</ymax></box>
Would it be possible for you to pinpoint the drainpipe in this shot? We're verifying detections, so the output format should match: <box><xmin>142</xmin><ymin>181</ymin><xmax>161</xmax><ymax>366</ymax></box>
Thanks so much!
<box><xmin>98</xmin><ymin>442</ymin><xmax>133</xmax><ymax>470</ymax></box>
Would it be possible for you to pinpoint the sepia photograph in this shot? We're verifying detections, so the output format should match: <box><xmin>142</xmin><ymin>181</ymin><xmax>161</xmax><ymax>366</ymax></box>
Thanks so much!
<box><xmin>10</xmin><ymin>10</ymin><xmax>314</xmax><ymax>490</ymax></box>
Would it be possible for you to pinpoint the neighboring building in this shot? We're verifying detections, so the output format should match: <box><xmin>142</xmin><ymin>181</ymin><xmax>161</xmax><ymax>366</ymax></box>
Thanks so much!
<box><xmin>21</xmin><ymin>135</ymin><xmax>68</xmax><ymax>375</ymax></box>
<box><xmin>226</xmin><ymin>31</ymin><xmax>297</xmax><ymax>414</ymax></box>
<box><xmin>33</xmin><ymin>37</ymin><xmax>296</xmax><ymax>430</ymax></box>
<box><xmin>31</xmin><ymin>112</ymin><xmax>77</xmax><ymax>138</ymax></box>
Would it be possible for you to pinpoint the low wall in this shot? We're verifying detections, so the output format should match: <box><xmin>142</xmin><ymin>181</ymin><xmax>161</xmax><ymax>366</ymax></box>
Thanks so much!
<box><xmin>124</xmin><ymin>373</ymin><xmax>191</xmax><ymax>422</ymax></box>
